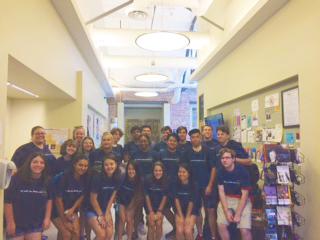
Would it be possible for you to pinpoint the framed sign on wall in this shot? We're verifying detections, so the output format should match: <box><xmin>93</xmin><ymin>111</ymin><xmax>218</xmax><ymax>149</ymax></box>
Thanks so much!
<box><xmin>281</xmin><ymin>87</ymin><xmax>300</xmax><ymax>128</ymax></box>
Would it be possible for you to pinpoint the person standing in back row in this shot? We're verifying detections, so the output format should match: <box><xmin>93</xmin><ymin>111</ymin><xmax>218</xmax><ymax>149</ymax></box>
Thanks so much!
<box><xmin>202</xmin><ymin>125</ymin><xmax>219</xmax><ymax>152</ymax></box>
<box><xmin>153</xmin><ymin>126</ymin><xmax>172</xmax><ymax>152</ymax></box>
<box><xmin>123</xmin><ymin>126</ymin><xmax>141</xmax><ymax>163</ymax></box>
<box><xmin>11</xmin><ymin>126</ymin><xmax>56</xmax><ymax>171</ymax></box>
<box><xmin>183</xmin><ymin>129</ymin><xmax>218</xmax><ymax>240</ymax></box>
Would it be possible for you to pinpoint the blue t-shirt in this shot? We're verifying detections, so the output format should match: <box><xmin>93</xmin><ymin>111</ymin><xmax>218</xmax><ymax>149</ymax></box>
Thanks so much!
<box><xmin>11</xmin><ymin>142</ymin><xmax>56</xmax><ymax>173</ymax></box>
<box><xmin>214</xmin><ymin>140</ymin><xmax>249</xmax><ymax>169</ymax></box>
<box><xmin>123</xmin><ymin>141</ymin><xmax>139</xmax><ymax>160</ymax></box>
<box><xmin>117</xmin><ymin>178</ymin><xmax>138</xmax><ymax>207</ymax></box>
<box><xmin>172</xmin><ymin>180</ymin><xmax>200</xmax><ymax>216</ymax></box>
<box><xmin>89</xmin><ymin>148</ymin><xmax>122</xmax><ymax>173</ymax></box>
<box><xmin>144</xmin><ymin>176</ymin><xmax>169</xmax><ymax>212</ymax></box>
<box><xmin>4</xmin><ymin>175</ymin><xmax>53</xmax><ymax>230</ymax></box>
<box><xmin>52</xmin><ymin>173</ymin><xmax>87</xmax><ymax>218</ymax></box>
<box><xmin>53</xmin><ymin>156</ymin><xmax>73</xmax><ymax>176</ymax></box>
<box><xmin>89</xmin><ymin>173</ymin><xmax>121</xmax><ymax>213</ymax></box>
<box><xmin>113</xmin><ymin>144</ymin><xmax>124</xmax><ymax>162</ymax></box>
<box><xmin>177</xmin><ymin>141</ymin><xmax>192</xmax><ymax>157</ymax></box>
<box><xmin>159</xmin><ymin>149</ymin><xmax>182</xmax><ymax>179</ymax></box>
<box><xmin>202</xmin><ymin>139</ymin><xmax>219</xmax><ymax>151</ymax></box>
<box><xmin>183</xmin><ymin>146</ymin><xmax>216</xmax><ymax>189</ymax></box>
<box><xmin>132</xmin><ymin>149</ymin><xmax>159</xmax><ymax>177</ymax></box>
<box><xmin>217</xmin><ymin>164</ymin><xmax>251</xmax><ymax>198</ymax></box>
<box><xmin>153</xmin><ymin>141</ymin><xmax>167</xmax><ymax>152</ymax></box>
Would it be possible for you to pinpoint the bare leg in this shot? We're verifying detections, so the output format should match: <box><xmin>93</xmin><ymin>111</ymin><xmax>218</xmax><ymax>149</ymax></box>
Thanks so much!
<box><xmin>184</xmin><ymin>215</ymin><xmax>196</xmax><ymax>240</ymax></box>
<box><xmin>218</xmin><ymin>224</ymin><xmax>230</xmax><ymax>240</ymax></box>
<box><xmin>88</xmin><ymin>217</ymin><xmax>107</xmax><ymax>240</ymax></box>
<box><xmin>206</xmin><ymin>208</ymin><xmax>217</xmax><ymax>239</ymax></box>
<box><xmin>175</xmin><ymin>215</ymin><xmax>185</xmax><ymax>240</ymax></box>
<box><xmin>240</xmin><ymin>228</ymin><xmax>252</xmax><ymax>240</ymax></box>
<box><xmin>155</xmin><ymin>215</ymin><xmax>164</xmax><ymax>240</ymax></box>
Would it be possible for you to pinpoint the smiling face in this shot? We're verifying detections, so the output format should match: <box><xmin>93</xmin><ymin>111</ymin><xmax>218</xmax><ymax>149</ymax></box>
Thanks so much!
<box><xmin>153</xmin><ymin>165</ymin><xmax>164</xmax><ymax>180</ymax></box>
<box><xmin>178</xmin><ymin>129</ymin><xmax>187</xmax><ymax>142</ymax></box>
<box><xmin>66</xmin><ymin>144</ymin><xmax>77</xmax><ymax>156</ymax></box>
<box><xmin>178</xmin><ymin>166</ymin><xmax>189</xmax><ymax>183</ymax></box>
<box><xmin>202</xmin><ymin>126</ymin><xmax>213</xmax><ymax>140</ymax></box>
<box><xmin>142</xmin><ymin>127</ymin><xmax>152</xmax><ymax>138</ymax></box>
<box><xmin>83</xmin><ymin>138</ymin><xmax>94</xmax><ymax>152</ymax></box>
<box><xmin>74</xmin><ymin>128</ymin><xmax>85</xmax><ymax>144</ymax></box>
<box><xmin>127</xmin><ymin>163</ymin><xmax>136</xmax><ymax>179</ymax></box>
<box><xmin>132</xmin><ymin>129</ymin><xmax>141</xmax><ymax>141</ymax></box>
<box><xmin>32</xmin><ymin>127</ymin><xmax>46</xmax><ymax>145</ymax></box>
<box><xmin>104</xmin><ymin>158</ymin><xmax>117</xmax><ymax>176</ymax></box>
<box><xmin>167</xmin><ymin>136</ymin><xmax>178</xmax><ymax>150</ymax></box>
<box><xmin>101</xmin><ymin>134</ymin><xmax>113</xmax><ymax>150</ymax></box>
<box><xmin>217</xmin><ymin>130</ymin><xmax>229</xmax><ymax>145</ymax></box>
<box><xmin>139</xmin><ymin>135</ymin><xmax>150</xmax><ymax>151</ymax></box>
<box><xmin>74</xmin><ymin>159</ymin><xmax>89</xmax><ymax>176</ymax></box>
<box><xmin>30</xmin><ymin>156</ymin><xmax>46</xmax><ymax>175</ymax></box>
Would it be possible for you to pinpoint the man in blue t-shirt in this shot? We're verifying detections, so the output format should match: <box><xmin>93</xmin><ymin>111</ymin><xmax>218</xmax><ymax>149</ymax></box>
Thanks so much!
<box><xmin>153</xmin><ymin>126</ymin><xmax>172</xmax><ymax>152</ymax></box>
<box><xmin>214</xmin><ymin>126</ymin><xmax>251</xmax><ymax>168</ymax></box>
<box><xmin>217</xmin><ymin>148</ymin><xmax>252</xmax><ymax>240</ymax></box>
<box><xmin>202</xmin><ymin>125</ymin><xmax>219</xmax><ymax>151</ymax></box>
<box><xmin>183</xmin><ymin>128</ymin><xmax>217</xmax><ymax>240</ymax></box>
<box><xmin>123</xmin><ymin>126</ymin><xmax>141</xmax><ymax>163</ymax></box>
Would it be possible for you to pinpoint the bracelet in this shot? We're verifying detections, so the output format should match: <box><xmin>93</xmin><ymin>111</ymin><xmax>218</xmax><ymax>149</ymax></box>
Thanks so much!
<box><xmin>97</xmin><ymin>215</ymin><xmax>104</xmax><ymax>223</ymax></box>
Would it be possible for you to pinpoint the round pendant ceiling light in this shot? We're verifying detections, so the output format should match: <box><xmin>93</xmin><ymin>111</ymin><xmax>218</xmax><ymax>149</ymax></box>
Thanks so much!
<box><xmin>134</xmin><ymin>91</ymin><xmax>159</xmax><ymax>97</ymax></box>
<box><xmin>136</xmin><ymin>31</ymin><xmax>190</xmax><ymax>51</ymax></box>
<box><xmin>135</xmin><ymin>73</ymin><xmax>168</xmax><ymax>83</ymax></box>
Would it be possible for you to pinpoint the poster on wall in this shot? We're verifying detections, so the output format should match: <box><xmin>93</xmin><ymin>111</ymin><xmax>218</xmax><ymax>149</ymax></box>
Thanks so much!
<box><xmin>45</xmin><ymin>128</ymin><xmax>69</xmax><ymax>156</ymax></box>
<box><xmin>87</xmin><ymin>106</ymin><xmax>106</xmax><ymax>147</ymax></box>
<box><xmin>282</xmin><ymin>87</ymin><xmax>300</xmax><ymax>128</ymax></box>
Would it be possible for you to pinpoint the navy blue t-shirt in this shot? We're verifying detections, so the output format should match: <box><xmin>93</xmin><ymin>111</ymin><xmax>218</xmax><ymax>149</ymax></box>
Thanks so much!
<box><xmin>214</xmin><ymin>140</ymin><xmax>249</xmax><ymax>169</ymax></box>
<box><xmin>202</xmin><ymin>139</ymin><xmax>219</xmax><ymax>151</ymax></box>
<box><xmin>183</xmin><ymin>146</ymin><xmax>216</xmax><ymax>189</ymax></box>
<box><xmin>153</xmin><ymin>141</ymin><xmax>167</xmax><ymax>152</ymax></box>
<box><xmin>113</xmin><ymin>144</ymin><xmax>124</xmax><ymax>162</ymax></box>
<box><xmin>53</xmin><ymin>156</ymin><xmax>73</xmax><ymax>176</ymax></box>
<box><xmin>177</xmin><ymin>141</ymin><xmax>192</xmax><ymax>157</ymax></box>
<box><xmin>159</xmin><ymin>149</ymin><xmax>182</xmax><ymax>179</ymax></box>
<box><xmin>11</xmin><ymin>142</ymin><xmax>56</xmax><ymax>173</ymax></box>
<box><xmin>117</xmin><ymin>178</ymin><xmax>138</xmax><ymax>207</ymax></box>
<box><xmin>217</xmin><ymin>164</ymin><xmax>251</xmax><ymax>198</ymax></box>
<box><xmin>144</xmin><ymin>176</ymin><xmax>169</xmax><ymax>213</ymax></box>
<box><xmin>132</xmin><ymin>149</ymin><xmax>159</xmax><ymax>177</ymax></box>
<box><xmin>4</xmin><ymin>175</ymin><xmax>53</xmax><ymax>230</ymax></box>
<box><xmin>89</xmin><ymin>148</ymin><xmax>122</xmax><ymax>173</ymax></box>
<box><xmin>89</xmin><ymin>173</ymin><xmax>121</xmax><ymax>213</ymax></box>
<box><xmin>123</xmin><ymin>141</ymin><xmax>139</xmax><ymax>160</ymax></box>
<box><xmin>172</xmin><ymin>181</ymin><xmax>200</xmax><ymax>216</ymax></box>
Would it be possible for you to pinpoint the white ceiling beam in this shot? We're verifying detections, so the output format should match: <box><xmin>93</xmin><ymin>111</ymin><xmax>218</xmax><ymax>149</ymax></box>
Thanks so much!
<box><xmin>102</xmin><ymin>56</ymin><xmax>198</xmax><ymax>69</ymax></box>
<box><xmin>91</xmin><ymin>28</ymin><xmax>211</xmax><ymax>49</ymax></box>
<box><xmin>114</xmin><ymin>83</ymin><xmax>197</xmax><ymax>92</ymax></box>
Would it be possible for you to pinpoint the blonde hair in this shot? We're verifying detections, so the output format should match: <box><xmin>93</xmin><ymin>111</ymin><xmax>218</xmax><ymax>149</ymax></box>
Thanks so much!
<box><xmin>100</xmin><ymin>132</ymin><xmax>113</xmax><ymax>146</ymax></box>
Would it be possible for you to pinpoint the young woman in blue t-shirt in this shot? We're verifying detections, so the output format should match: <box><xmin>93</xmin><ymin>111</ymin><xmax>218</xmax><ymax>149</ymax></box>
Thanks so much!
<box><xmin>173</xmin><ymin>163</ymin><xmax>200</xmax><ymax>240</ymax></box>
<box><xmin>53</xmin><ymin>139</ymin><xmax>78</xmax><ymax>176</ymax></box>
<box><xmin>5</xmin><ymin>152</ymin><xmax>53</xmax><ymax>239</ymax></box>
<box><xmin>52</xmin><ymin>154</ymin><xmax>89</xmax><ymax>239</ymax></box>
<box><xmin>144</xmin><ymin>161</ymin><xmax>169</xmax><ymax>240</ymax></box>
<box><xmin>117</xmin><ymin>161</ymin><xmax>143</xmax><ymax>240</ymax></box>
<box><xmin>87</xmin><ymin>153</ymin><xmax>121</xmax><ymax>240</ymax></box>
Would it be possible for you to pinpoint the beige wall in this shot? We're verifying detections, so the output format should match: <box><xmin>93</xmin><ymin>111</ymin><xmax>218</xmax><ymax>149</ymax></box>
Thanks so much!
<box><xmin>0</xmin><ymin>0</ymin><xmax>109</xmax><ymax>235</ymax></box>
<box><xmin>198</xmin><ymin>0</ymin><xmax>320</xmax><ymax>238</ymax></box>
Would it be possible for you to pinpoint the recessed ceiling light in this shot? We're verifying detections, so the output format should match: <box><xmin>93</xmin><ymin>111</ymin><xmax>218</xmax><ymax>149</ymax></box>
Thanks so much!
<box><xmin>128</xmin><ymin>10</ymin><xmax>148</xmax><ymax>20</ymax></box>
<box><xmin>135</xmin><ymin>73</ymin><xmax>168</xmax><ymax>83</ymax></box>
<box><xmin>134</xmin><ymin>91</ymin><xmax>159</xmax><ymax>97</ymax></box>
<box><xmin>7</xmin><ymin>82</ymin><xmax>39</xmax><ymax>98</ymax></box>
<box><xmin>136</xmin><ymin>31</ymin><xmax>190</xmax><ymax>51</ymax></box>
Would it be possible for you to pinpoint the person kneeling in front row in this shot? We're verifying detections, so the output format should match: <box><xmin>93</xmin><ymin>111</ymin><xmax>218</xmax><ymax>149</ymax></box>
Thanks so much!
<box><xmin>217</xmin><ymin>148</ymin><xmax>252</xmax><ymax>240</ymax></box>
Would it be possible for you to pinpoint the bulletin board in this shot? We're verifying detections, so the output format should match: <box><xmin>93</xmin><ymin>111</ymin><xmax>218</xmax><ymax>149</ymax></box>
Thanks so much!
<box><xmin>207</xmin><ymin>76</ymin><xmax>300</xmax><ymax>151</ymax></box>
<box><xmin>45</xmin><ymin>128</ymin><xmax>70</xmax><ymax>157</ymax></box>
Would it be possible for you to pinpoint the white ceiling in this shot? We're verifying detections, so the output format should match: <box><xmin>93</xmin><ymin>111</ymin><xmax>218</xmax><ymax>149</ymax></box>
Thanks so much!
<box><xmin>54</xmin><ymin>0</ymin><xmax>286</xmax><ymax>102</ymax></box>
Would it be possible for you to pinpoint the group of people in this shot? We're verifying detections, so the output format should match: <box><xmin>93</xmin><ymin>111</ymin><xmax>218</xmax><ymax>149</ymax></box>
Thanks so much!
<box><xmin>4</xmin><ymin>124</ymin><xmax>254</xmax><ymax>240</ymax></box>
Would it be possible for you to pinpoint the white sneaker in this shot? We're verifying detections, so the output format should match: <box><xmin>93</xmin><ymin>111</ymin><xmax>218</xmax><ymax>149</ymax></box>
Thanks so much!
<box><xmin>138</xmin><ymin>222</ymin><xmax>147</xmax><ymax>235</ymax></box>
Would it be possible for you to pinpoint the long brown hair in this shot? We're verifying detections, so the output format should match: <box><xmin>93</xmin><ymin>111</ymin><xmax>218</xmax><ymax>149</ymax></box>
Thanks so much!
<box><xmin>16</xmin><ymin>152</ymin><xmax>50</xmax><ymax>184</ymax></box>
